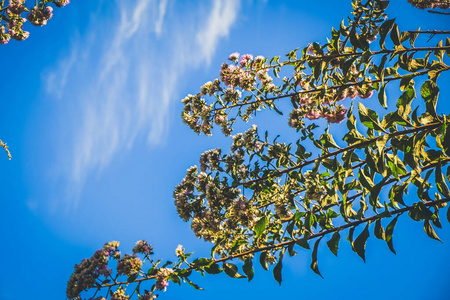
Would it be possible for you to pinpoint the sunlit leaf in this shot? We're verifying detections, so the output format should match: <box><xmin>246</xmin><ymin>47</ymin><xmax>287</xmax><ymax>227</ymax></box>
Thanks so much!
<box><xmin>273</xmin><ymin>249</ymin><xmax>285</xmax><ymax>285</ymax></box>
<box><xmin>385</xmin><ymin>215</ymin><xmax>399</xmax><ymax>254</ymax></box>
<box><xmin>223</xmin><ymin>263</ymin><xmax>246</xmax><ymax>279</ymax></box>
<box><xmin>326</xmin><ymin>231</ymin><xmax>340</xmax><ymax>256</ymax></box>
<box><xmin>310</xmin><ymin>238</ymin><xmax>324</xmax><ymax>278</ymax></box>
<box><xmin>353</xmin><ymin>224</ymin><xmax>370</xmax><ymax>262</ymax></box>
<box><xmin>243</xmin><ymin>256</ymin><xmax>254</xmax><ymax>281</ymax></box>
<box><xmin>424</xmin><ymin>220</ymin><xmax>442</xmax><ymax>243</ymax></box>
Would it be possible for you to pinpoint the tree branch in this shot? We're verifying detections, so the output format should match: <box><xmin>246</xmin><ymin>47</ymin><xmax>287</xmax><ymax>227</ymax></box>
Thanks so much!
<box><xmin>97</xmin><ymin>196</ymin><xmax>450</xmax><ymax>290</ymax></box>
<box><xmin>237</xmin><ymin>122</ymin><xmax>442</xmax><ymax>187</ymax></box>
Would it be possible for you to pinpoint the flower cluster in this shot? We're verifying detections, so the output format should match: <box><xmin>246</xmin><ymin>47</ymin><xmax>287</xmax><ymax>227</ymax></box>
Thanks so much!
<box><xmin>117</xmin><ymin>254</ymin><xmax>143</xmax><ymax>276</ymax></box>
<box><xmin>6</xmin><ymin>10</ymin><xmax>29</xmax><ymax>41</ymax></box>
<box><xmin>55</xmin><ymin>0</ymin><xmax>70</xmax><ymax>8</ymax></box>
<box><xmin>288</xmin><ymin>84</ymin><xmax>373</xmax><ymax>127</ymax></box>
<box><xmin>220</xmin><ymin>53</ymin><xmax>273</xmax><ymax>92</ymax></box>
<box><xmin>200</xmin><ymin>79</ymin><xmax>221</xmax><ymax>96</ymax></box>
<box><xmin>155</xmin><ymin>268</ymin><xmax>173</xmax><ymax>291</ymax></box>
<box><xmin>0</xmin><ymin>0</ymin><xmax>70</xmax><ymax>45</ymax></box>
<box><xmin>181</xmin><ymin>93</ymin><xmax>214</xmax><ymax>135</ymax></box>
<box><xmin>230</xmin><ymin>125</ymin><xmax>262</xmax><ymax>153</ymax></box>
<box><xmin>199</xmin><ymin>148</ymin><xmax>222</xmax><ymax>172</ymax></box>
<box><xmin>289</xmin><ymin>63</ymin><xmax>374</xmax><ymax>127</ymax></box>
<box><xmin>138</xmin><ymin>291</ymin><xmax>156</xmax><ymax>300</ymax></box>
<box><xmin>66</xmin><ymin>242</ymin><xmax>120</xmax><ymax>299</ymax></box>
<box><xmin>231</xmin><ymin>197</ymin><xmax>256</xmax><ymax>228</ymax></box>
<box><xmin>303</xmin><ymin>171</ymin><xmax>328</xmax><ymax>205</ymax></box>
<box><xmin>175</xmin><ymin>244</ymin><xmax>184</xmax><ymax>257</ymax></box>
<box><xmin>110</xmin><ymin>286</ymin><xmax>130</xmax><ymax>300</ymax></box>
<box><xmin>133</xmin><ymin>240</ymin><xmax>154</xmax><ymax>255</ymax></box>
<box><xmin>27</xmin><ymin>6</ymin><xmax>53</xmax><ymax>26</ymax></box>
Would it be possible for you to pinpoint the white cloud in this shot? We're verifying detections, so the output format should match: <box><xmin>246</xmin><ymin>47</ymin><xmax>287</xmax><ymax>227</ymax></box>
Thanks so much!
<box><xmin>196</xmin><ymin>0</ymin><xmax>240</xmax><ymax>65</ymax></box>
<box><xmin>45</xmin><ymin>0</ymin><xmax>241</xmax><ymax>209</ymax></box>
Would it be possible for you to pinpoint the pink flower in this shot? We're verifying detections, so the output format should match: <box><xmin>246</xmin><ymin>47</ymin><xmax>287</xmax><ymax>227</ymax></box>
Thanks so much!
<box><xmin>228</xmin><ymin>52</ymin><xmax>240</xmax><ymax>62</ymax></box>
<box><xmin>55</xmin><ymin>0</ymin><xmax>70</xmax><ymax>7</ymax></box>
<box><xmin>305</xmin><ymin>109</ymin><xmax>321</xmax><ymax>120</ymax></box>
<box><xmin>240</xmin><ymin>54</ymin><xmax>253</xmax><ymax>67</ymax></box>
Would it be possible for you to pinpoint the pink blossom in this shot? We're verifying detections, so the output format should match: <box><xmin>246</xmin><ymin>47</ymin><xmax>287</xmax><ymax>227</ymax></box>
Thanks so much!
<box><xmin>228</xmin><ymin>52</ymin><xmax>240</xmax><ymax>62</ymax></box>
<box><xmin>305</xmin><ymin>109</ymin><xmax>321</xmax><ymax>120</ymax></box>
<box><xmin>240</xmin><ymin>54</ymin><xmax>253</xmax><ymax>67</ymax></box>
<box><xmin>55</xmin><ymin>0</ymin><xmax>70</xmax><ymax>7</ymax></box>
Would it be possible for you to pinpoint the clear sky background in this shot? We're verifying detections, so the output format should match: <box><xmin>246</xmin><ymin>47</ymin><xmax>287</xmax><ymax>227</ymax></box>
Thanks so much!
<box><xmin>1</xmin><ymin>1</ymin><xmax>449</xmax><ymax>300</ymax></box>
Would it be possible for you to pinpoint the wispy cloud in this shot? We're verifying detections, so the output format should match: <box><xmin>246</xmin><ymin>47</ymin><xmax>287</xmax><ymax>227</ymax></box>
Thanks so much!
<box><xmin>44</xmin><ymin>0</ymin><xmax>241</xmax><ymax>209</ymax></box>
<box><xmin>197</xmin><ymin>0</ymin><xmax>240</xmax><ymax>65</ymax></box>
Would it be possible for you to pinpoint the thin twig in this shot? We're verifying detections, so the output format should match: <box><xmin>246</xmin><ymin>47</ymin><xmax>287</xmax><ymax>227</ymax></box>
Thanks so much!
<box><xmin>427</xmin><ymin>10</ymin><xmax>450</xmax><ymax>15</ymax></box>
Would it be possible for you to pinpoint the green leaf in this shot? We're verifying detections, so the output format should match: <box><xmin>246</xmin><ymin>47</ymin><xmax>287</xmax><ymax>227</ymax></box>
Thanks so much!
<box><xmin>424</xmin><ymin>220</ymin><xmax>442</xmax><ymax>243</ymax></box>
<box><xmin>390</xmin><ymin>24</ymin><xmax>400</xmax><ymax>46</ymax></box>
<box><xmin>254</xmin><ymin>216</ymin><xmax>267</xmax><ymax>238</ymax></box>
<box><xmin>127</xmin><ymin>273</ymin><xmax>139</xmax><ymax>283</ymax></box>
<box><xmin>191</xmin><ymin>258</ymin><xmax>212</xmax><ymax>268</ymax></box>
<box><xmin>272</xmin><ymin>103</ymin><xmax>284</xmax><ymax>115</ymax></box>
<box><xmin>204</xmin><ymin>263</ymin><xmax>222</xmax><ymax>275</ymax></box>
<box><xmin>259</xmin><ymin>251</ymin><xmax>269</xmax><ymax>271</ymax></box>
<box><xmin>447</xmin><ymin>205</ymin><xmax>450</xmax><ymax>224</ymax></box>
<box><xmin>385</xmin><ymin>215</ymin><xmax>399</xmax><ymax>254</ymax></box>
<box><xmin>287</xmin><ymin>242</ymin><xmax>297</xmax><ymax>257</ymax></box>
<box><xmin>421</xmin><ymin>80</ymin><xmax>439</xmax><ymax>117</ymax></box>
<box><xmin>320</xmin><ymin>133</ymin><xmax>340</xmax><ymax>149</ymax></box>
<box><xmin>359</xmin><ymin>168</ymin><xmax>374</xmax><ymax>190</ymax></box>
<box><xmin>223</xmin><ymin>262</ymin><xmax>246</xmax><ymax>279</ymax></box>
<box><xmin>379</xmin><ymin>19</ymin><xmax>396</xmax><ymax>49</ymax></box>
<box><xmin>444</xmin><ymin>126</ymin><xmax>450</xmax><ymax>157</ymax></box>
<box><xmin>310</xmin><ymin>238</ymin><xmax>324</xmax><ymax>278</ymax></box>
<box><xmin>408</xmin><ymin>202</ymin><xmax>434</xmax><ymax>221</ymax></box>
<box><xmin>296</xmin><ymin>238</ymin><xmax>310</xmax><ymax>249</ymax></box>
<box><xmin>358</xmin><ymin>102</ymin><xmax>385</xmax><ymax>132</ymax></box>
<box><xmin>409</xmin><ymin>28</ymin><xmax>419</xmax><ymax>47</ymax></box>
<box><xmin>369</xmin><ymin>177</ymin><xmax>389</xmax><ymax>211</ymax></box>
<box><xmin>376</xmin><ymin>134</ymin><xmax>389</xmax><ymax>155</ymax></box>
<box><xmin>374</xmin><ymin>219</ymin><xmax>386</xmax><ymax>240</ymax></box>
<box><xmin>273</xmin><ymin>249</ymin><xmax>285</xmax><ymax>286</ymax></box>
<box><xmin>326</xmin><ymin>231</ymin><xmax>340</xmax><ymax>256</ymax></box>
<box><xmin>353</xmin><ymin>224</ymin><xmax>370</xmax><ymax>262</ymax></box>
<box><xmin>243</xmin><ymin>256</ymin><xmax>254</xmax><ymax>281</ymax></box>
<box><xmin>378</xmin><ymin>83</ymin><xmax>387</xmax><ymax>108</ymax></box>
<box><xmin>399</xmin><ymin>74</ymin><xmax>415</xmax><ymax>92</ymax></box>
<box><xmin>428</xmin><ymin>61</ymin><xmax>448</xmax><ymax>81</ymax></box>
<box><xmin>185</xmin><ymin>277</ymin><xmax>204</xmax><ymax>290</ymax></box>
<box><xmin>396</xmin><ymin>84</ymin><xmax>416</xmax><ymax>119</ymax></box>
<box><xmin>434</xmin><ymin>40</ymin><xmax>444</xmax><ymax>62</ymax></box>
<box><xmin>347</xmin><ymin>226</ymin><xmax>355</xmax><ymax>248</ymax></box>
<box><xmin>436</xmin><ymin>163</ymin><xmax>450</xmax><ymax>198</ymax></box>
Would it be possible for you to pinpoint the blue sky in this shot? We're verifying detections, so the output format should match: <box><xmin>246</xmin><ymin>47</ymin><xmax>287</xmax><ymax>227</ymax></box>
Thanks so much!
<box><xmin>0</xmin><ymin>1</ymin><xmax>449</xmax><ymax>299</ymax></box>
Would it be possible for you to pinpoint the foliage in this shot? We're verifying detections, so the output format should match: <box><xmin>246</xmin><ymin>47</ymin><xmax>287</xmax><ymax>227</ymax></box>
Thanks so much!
<box><xmin>67</xmin><ymin>0</ymin><xmax>450</xmax><ymax>299</ymax></box>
